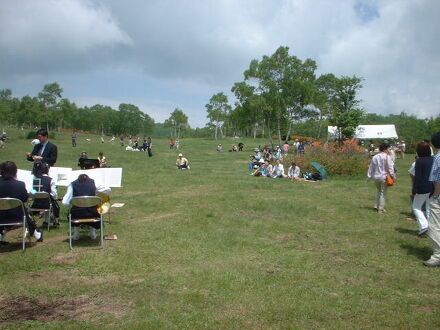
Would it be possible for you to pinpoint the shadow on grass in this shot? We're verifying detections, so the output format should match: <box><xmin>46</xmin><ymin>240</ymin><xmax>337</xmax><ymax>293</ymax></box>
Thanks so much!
<box><xmin>395</xmin><ymin>227</ymin><xmax>418</xmax><ymax>237</ymax></box>
<box><xmin>0</xmin><ymin>241</ymin><xmax>33</xmax><ymax>253</ymax></box>
<box><xmin>400</xmin><ymin>244</ymin><xmax>432</xmax><ymax>260</ymax></box>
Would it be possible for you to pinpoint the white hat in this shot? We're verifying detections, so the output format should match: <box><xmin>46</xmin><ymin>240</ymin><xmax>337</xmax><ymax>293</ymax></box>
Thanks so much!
<box><xmin>178</xmin><ymin>153</ymin><xmax>183</xmax><ymax>157</ymax></box>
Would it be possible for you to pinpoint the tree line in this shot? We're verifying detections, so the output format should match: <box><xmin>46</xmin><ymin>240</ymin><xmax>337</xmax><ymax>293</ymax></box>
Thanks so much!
<box><xmin>0</xmin><ymin>83</ymin><xmax>155</xmax><ymax>136</ymax></box>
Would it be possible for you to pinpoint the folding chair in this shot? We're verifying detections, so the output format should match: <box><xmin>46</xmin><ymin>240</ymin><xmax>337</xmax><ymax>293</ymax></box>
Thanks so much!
<box><xmin>0</xmin><ymin>198</ymin><xmax>28</xmax><ymax>251</ymax></box>
<box><xmin>68</xmin><ymin>196</ymin><xmax>103</xmax><ymax>250</ymax></box>
<box><xmin>28</xmin><ymin>192</ymin><xmax>53</xmax><ymax>231</ymax></box>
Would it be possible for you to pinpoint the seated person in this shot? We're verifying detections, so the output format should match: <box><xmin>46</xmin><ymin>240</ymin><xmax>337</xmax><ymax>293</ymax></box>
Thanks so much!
<box><xmin>78</xmin><ymin>151</ymin><xmax>88</xmax><ymax>169</ymax></box>
<box><xmin>98</xmin><ymin>152</ymin><xmax>107</xmax><ymax>168</ymax></box>
<box><xmin>238</xmin><ymin>142</ymin><xmax>244</xmax><ymax>151</ymax></box>
<box><xmin>176</xmin><ymin>153</ymin><xmax>190</xmax><ymax>169</ymax></box>
<box><xmin>31</xmin><ymin>161</ymin><xmax>60</xmax><ymax>227</ymax></box>
<box><xmin>249</xmin><ymin>150</ymin><xmax>263</xmax><ymax>172</ymax></box>
<box><xmin>287</xmin><ymin>162</ymin><xmax>302</xmax><ymax>181</ymax></box>
<box><xmin>0</xmin><ymin>161</ymin><xmax>43</xmax><ymax>244</ymax></box>
<box><xmin>271</xmin><ymin>159</ymin><xmax>287</xmax><ymax>178</ymax></box>
<box><xmin>232</xmin><ymin>145</ymin><xmax>238</xmax><ymax>152</ymax></box>
<box><xmin>62</xmin><ymin>174</ymin><xmax>111</xmax><ymax>240</ymax></box>
<box><xmin>217</xmin><ymin>144</ymin><xmax>223</xmax><ymax>152</ymax></box>
<box><xmin>252</xmin><ymin>160</ymin><xmax>273</xmax><ymax>177</ymax></box>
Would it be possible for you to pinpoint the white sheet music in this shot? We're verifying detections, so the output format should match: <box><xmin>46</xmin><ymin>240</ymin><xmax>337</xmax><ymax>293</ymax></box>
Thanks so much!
<box><xmin>63</xmin><ymin>168</ymin><xmax>123</xmax><ymax>187</ymax></box>
<box><xmin>16</xmin><ymin>169</ymin><xmax>34</xmax><ymax>192</ymax></box>
<box><xmin>49</xmin><ymin>167</ymin><xmax>73</xmax><ymax>186</ymax></box>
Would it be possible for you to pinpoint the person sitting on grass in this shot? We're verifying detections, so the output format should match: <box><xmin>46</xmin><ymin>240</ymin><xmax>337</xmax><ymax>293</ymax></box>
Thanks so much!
<box><xmin>176</xmin><ymin>153</ymin><xmax>190</xmax><ymax>169</ymax></box>
<box><xmin>62</xmin><ymin>174</ymin><xmax>111</xmax><ymax>240</ymax></box>
<box><xmin>249</xmin><ymin>150</ymin><xmax>263</xmax><ymax>172</ymax></box>
<box><xmin>98</xmin><ymin>152</ymin><xmax>108</xmax><ymax>168</ymax></box>
<box><xmin>253</xmin><ymin>160</ymin><xmax>273</xmax><ymax>177</ymax></box>
<box><xmin>272</xmin><ymin>159</ymin><xmax>287</xmax><ymax>178</ymax></box>
<box><xmin>0</xmin><ymin>161</ymin><xmax>43</xmax><ymax>244</ymax></box>
<box><xmin>287</xmin><ymin>162</ymin><xmax>301</xmax><ymax>181</ymax></box>
<box><xmin>31</xmin><ymin>161</ymin><xmax>60</xmax><ymax>227</ymax></box>
<box><xmin>217</xmin><ymin>144</ymin><xmax>223</xmax><ymax>152</ymax></box>
<box><xmin>78</xmin><ymin>151</ymin><xmax>88</xmax><ymax>169</ymax></box>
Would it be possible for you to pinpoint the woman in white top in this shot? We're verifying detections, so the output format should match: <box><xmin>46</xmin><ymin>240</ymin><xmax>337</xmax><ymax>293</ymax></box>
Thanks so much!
<box><xmin>287</xmin><ymin>162</ymin><xmax>301</xmax><ymax>181</ymax></box>
<box><xmin>271</xmin><ymin>159</ymin><xmax>286</xmax><ymax>178</ymax></box>
<box><xmin>367</xmin><ymin>143</ymin><xmax>395</xmax><ymax>213</ymax></box>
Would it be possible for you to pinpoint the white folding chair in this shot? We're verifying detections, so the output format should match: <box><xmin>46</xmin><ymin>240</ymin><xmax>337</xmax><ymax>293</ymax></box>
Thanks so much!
<box><xmin>28</xmin><ymin>192</ymin><xmax>53</xmax><ymax>231</ymax></box>
<box><xmin>69</xmin><ymin>196</ymin><xmax>103</xmax><ymax>250</ymax></box>
<box><xmin>0</xmin><ymin>198</ymin><xmax>28</xmax><ymax>251</ymax></box>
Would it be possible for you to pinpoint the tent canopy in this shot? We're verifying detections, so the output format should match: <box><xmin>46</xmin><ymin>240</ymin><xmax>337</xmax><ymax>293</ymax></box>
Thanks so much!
<box><xmin>327</xmin><ymin>125</ymin><xmax>398</xmax><ymax>139</ymax></box>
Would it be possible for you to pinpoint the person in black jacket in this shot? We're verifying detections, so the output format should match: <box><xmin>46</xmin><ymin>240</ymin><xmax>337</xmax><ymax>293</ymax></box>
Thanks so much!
<box><xmin>412</xmin><ymin>141</ymin><xmax>434</xmax><ymax>236</ymax></box>
<box><xmin>31</xmin><ymin>161</ymin><xmax>60</xmax><ymax>227</ymax></box>
<box><xmin>62</xmin><ymin>174</ymin><xmax>111</xmax><ymax>240</ymax></box>
<box><xmin>0</xmin><ymin>161</ymin><xmax>43</xmax><ymax>244</ymax></box>
<box><xmin>26</xmin><ymin>128</ymin><xmax>58</xmax><ymax>167</ymax></box>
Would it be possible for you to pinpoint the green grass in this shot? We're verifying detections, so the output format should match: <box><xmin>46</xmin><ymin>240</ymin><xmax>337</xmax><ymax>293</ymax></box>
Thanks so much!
<box><xmin>1</xmin><ymin>129</ymin><xmax>440</xmax><ymax>329</ymax></box>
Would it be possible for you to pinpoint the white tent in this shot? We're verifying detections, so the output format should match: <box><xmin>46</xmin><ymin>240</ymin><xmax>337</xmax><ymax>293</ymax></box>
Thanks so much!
<box><xmin>328</xmin><ymin>125</ymin><xmax>398</xmax><ymax>139</ymax></box>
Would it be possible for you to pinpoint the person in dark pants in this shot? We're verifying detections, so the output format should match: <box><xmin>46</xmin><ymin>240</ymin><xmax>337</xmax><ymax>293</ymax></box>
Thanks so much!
<box><xmin>0</xmin><ymin>161</ymin><xmax>43</xmax><ymax>244</ymax></box>
<box><xmin>146</xmin><ymin>137</ymin><xmax>153</xmax><ymax>157</ymax></box>
<box><xmin>62</xmin><ymin>174</ymin><xmax>111</xmax><ymax>240</ymax></box>
<box><xmin>27</xmin><ymin>128</ymin><xmax>58</xmax><ymax>167</ymax></box>
<box><xmin>31</xmin><ymin>161</ymin><xmax>60</xmax><ymax>227</ymax></box>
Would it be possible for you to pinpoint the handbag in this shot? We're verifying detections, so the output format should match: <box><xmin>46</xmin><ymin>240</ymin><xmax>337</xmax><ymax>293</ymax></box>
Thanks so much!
<box><xmin>386</xmin><ymin>174</ymin><xmax>395</xmax><ymax>186</ymax></box>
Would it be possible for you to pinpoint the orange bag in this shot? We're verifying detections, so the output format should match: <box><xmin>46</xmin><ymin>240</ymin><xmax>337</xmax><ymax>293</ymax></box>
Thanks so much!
<box><xmin>386</xmin><ymin>174</ymin><xmax>395</xmax><ymax>186</ymax></box>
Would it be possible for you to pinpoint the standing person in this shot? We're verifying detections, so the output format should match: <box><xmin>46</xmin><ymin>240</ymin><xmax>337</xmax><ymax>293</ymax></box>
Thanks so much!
<box><xmin>367</xmin><ymin>143</ymin><xmax>395</xmax><ymax>213</ymax></box>
<box><xmin>146</xmin><ymin>137</ymin><xmax>153</xmax><ymax>157</ymax></box>
<box><xmin>0</xmin><ymin>161</ymin><xmax>43</xmax><ymax>243</ymax></box>
<box><xmin>283</xmin><ymin>142</ymin><xmax>290</xmax><ymax>155</ymax></box>
<box><xmin>120</xmin><ymin>135</ymin><xmax>124</xmax><ymax>147</ymax></box>
<box><xmin>423</xmin><ymin>132</ymin><xmax>440</xmax><ymax>266</ymax></box>
<box><xmin>27</xmin><ymin>128</ymin><xmax>58</xmax><ymax>167</ymax></box>
<box><xmin>175</xmin><ymin>139</ymin><xmax>180</xmax><ymax>150</ymax></box>
<box><xmin>169</xmin><ymin>139</ymin><xmax>175</xmax><ymax>149</ymax></box>
<box><xmin>412</xmin><ymin>141</ymin><xmax>434</xmax><ymax>236</ymax></box>
<box><xmin>100</xmin><ymin>135</ymin><xmax>104</xmax><ymax>144</ymax></box>
<box><xmin>71</xmin><ymin>131</ymin><xmax>77</xmax><ymax>147</ymax></box>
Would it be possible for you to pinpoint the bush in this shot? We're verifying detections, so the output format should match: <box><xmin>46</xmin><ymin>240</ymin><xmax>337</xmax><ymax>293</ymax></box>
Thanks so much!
<box><xmin>284</xmin><ymin>140</ymin><xmax>370</xmax><ymax>176</ymax></box>
<box><xmin>26</xmin><ymin>130</ymin><xmax>56</xmax><ymax>139</ymax></box>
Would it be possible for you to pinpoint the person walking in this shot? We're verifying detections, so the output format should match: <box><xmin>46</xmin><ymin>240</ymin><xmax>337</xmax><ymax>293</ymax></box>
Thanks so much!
<box><xmin>412</xmin><ymin>141</ymin><xmax>434</xmax><ymax>236</ymax></box>
<box><xmin>367</xmin><ymin>143</ymin><xmax>395</xmax><ymax>213</ymax></box>
<box><xmin>423</xmin><ymin>132</ymin><xmax>440</xmax><ymax>267</ymax></box>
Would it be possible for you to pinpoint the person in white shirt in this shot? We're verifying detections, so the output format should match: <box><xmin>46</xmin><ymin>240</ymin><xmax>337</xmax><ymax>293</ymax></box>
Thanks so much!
<box><xmin>271</xmin><ymin>159</ymin><xmax>286</xmax><ymax>178</ymax></box>
<box><xmin>367</xmin><ymin>143</ymin><xmax>395</xmax><ymax>213</ymax></box>
<box><xmin>287</xmin><ymin>162</ymin><xmax>301</xmax><ymax>181</ymax></box>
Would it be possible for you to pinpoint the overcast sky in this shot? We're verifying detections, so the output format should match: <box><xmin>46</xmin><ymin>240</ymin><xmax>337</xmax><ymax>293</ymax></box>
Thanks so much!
<box><xmin>1</xmin><ymin>0</ymin><xmax>439</xmax><ymax>127</ymax></box>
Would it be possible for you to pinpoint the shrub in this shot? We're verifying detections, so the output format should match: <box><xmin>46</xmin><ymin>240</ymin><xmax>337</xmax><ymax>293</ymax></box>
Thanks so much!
<box><xmin>284</xmin><ymin>140</ymin><xmax>370</xmax><ymax>176</ymax></box>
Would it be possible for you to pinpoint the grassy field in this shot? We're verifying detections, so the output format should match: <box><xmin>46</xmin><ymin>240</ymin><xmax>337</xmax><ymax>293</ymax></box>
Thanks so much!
<box><xmin>1</xmin><ymin>129</ymin><xmax>439</xmax><ymax>329</ymax></box>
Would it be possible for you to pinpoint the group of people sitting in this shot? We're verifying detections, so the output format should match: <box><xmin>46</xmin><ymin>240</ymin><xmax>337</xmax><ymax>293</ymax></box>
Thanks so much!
<box><xmin>250</xmin><ymin>159</ymin><xmax>302</xmax><ymax>180</ymax></box>
<box><xmin>78</xmin><ymin>151</ymin><xmax>108</xmax><ymax>169</ymax></box>
<box><xmin>0</xmin><ymin>160</ymin><xmax>111</xmax><ymax>244</ymax></box>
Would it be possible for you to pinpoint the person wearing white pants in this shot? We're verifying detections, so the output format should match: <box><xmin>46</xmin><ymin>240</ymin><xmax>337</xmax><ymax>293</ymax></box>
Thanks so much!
<box><xmin>424</xmin><ymin>132</ymin><xmax>440</xmax><ymax>267</ymax></box>
<box><xmin>368</xmin><ymin>143</ymin><xmax>395</xmax><ymax>213</ymax></box>
<box><xmin>412</xmin><ymin>141</ymin><xmax>434</xmax><ymax>236</ymax></box>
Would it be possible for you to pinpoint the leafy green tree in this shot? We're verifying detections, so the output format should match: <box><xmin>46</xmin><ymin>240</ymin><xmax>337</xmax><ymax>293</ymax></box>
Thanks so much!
<box><xmin>165</xmin><ymin>108</ymin><xmax>189</xmax><ymax>138</ymax></box>
<box><xmin>243</xmin><ymin>46</ymin><xmax>317</xmax><ymax>145</ymax></box>
<box><xmin>38</xmin><ymin>82</ymin><xmax>63</xmax><ymax>131</ymax></box>
<box><xmin>328</xmin><ymin>76</ymin><xmax>364</xmax><ymax>141</ymax></box>
<box><xmin>16</xmin><ymin>95</ymin><xmax>41</xmax><ymax>128</ymax></box>
<box><xmin>206</xmin><ymin>92</ymin><xmax>231</xmax><ymax>140</ymax></box>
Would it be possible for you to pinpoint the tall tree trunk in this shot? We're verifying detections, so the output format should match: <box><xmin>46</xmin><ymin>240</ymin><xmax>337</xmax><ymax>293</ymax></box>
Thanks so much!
<box><xmin>285</xmin><ymin>121</ymin><xmax>292</xmax><ymax>143</ymax></box>
<box><xmin>317</xmin><ymin>113</ymin><xmax>323</xmax><ymax>139</ymax></box>
<box><xmin>253</xmin><ymin>123</ymin><xmax>257</xmax><ymax>139</ymax></box>
<box><xmin>276</xmin><ymin>117</ymin><xmax>282</xmax><ymax>146</ymax></box>
<box><xmin>214</xmin><ymin>126</ymin><xmax>218</xmax><ymax>140</ymax></box>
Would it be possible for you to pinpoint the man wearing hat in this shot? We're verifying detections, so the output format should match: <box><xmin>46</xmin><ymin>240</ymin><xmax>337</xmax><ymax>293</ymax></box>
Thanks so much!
<box><xmin>176</xmin><ymin>153</ymin><xmax>190</xmax><ymax>169</ymax></box>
